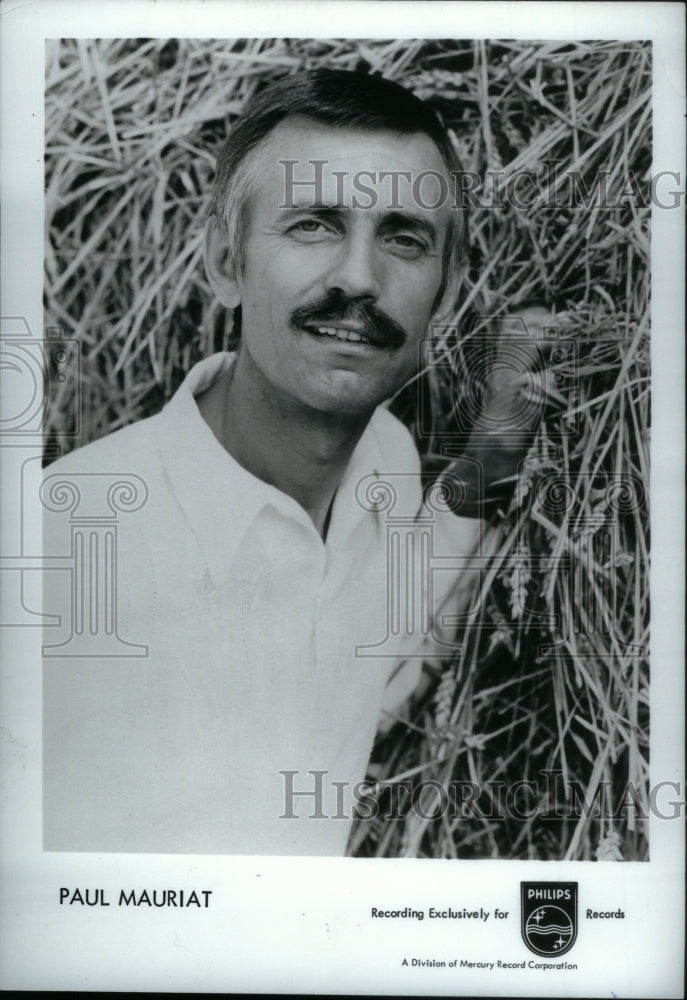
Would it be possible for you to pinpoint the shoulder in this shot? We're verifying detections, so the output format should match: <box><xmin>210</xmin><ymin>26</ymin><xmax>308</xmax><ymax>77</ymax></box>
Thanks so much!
<box><xmin>41</xmin><ymin>416</ymin><xmax>163</xmax><ymax>546</ymax></box>
<box><xmin>41</xmin><ymin>416</ymin><xmax>165</xmax><ymax>568</ymax></box>
<box><xmin>43</xmin><ymin>413</ymin><xmax>161</xmax><ymax>478</ymax></box>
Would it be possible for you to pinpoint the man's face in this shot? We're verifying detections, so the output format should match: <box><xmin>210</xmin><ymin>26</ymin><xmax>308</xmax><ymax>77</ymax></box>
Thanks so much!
<box><xmin>224</xmin><ymin>117</ymin><xmax>454</xmax><ymax>416</ymax></box>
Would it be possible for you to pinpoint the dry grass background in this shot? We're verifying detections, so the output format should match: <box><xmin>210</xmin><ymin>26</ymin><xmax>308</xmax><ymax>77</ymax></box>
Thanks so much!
<box><xmin>44</xmin><ymin>37</ymin><xmax>651</xmax><ymax>860</ymax></box>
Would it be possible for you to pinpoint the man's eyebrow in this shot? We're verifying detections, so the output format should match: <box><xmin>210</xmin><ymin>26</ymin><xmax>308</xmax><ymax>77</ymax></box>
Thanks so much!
<box><xmin>279</xmin><ymin>203</ymin><xmax>350</xmax><ymax>215</ymax></box>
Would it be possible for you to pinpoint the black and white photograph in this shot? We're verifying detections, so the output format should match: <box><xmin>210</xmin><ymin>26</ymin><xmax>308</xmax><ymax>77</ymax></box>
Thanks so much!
<box><xmin>41</xmin><ymin>32</ymin><xmax>653</xmax><ymax>862</ymax></box>
<box><xmin>0</xmin><ymin>1</ymin><xmax>684</xmax><ymax>995</ymax></box>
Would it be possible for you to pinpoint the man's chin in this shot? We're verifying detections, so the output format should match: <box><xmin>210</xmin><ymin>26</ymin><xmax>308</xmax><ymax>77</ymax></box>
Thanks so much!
<box><xmin>297</xmin><ymin>370</ymin><xmax>393</xmax><ymax>419</ymax></box>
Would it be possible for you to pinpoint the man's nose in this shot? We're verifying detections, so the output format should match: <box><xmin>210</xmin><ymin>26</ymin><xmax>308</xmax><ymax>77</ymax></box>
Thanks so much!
<box><xmin>325</xmin><ymin>231</ymin><xmax>382</xmax><ymax>300</ymax></box>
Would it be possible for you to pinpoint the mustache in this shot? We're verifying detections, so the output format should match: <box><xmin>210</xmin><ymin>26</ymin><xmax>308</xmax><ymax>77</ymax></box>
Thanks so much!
<box><xmin>290</xmin><ymin>290</ymin><xmax>407</xmax><ymax>350</ymax></box>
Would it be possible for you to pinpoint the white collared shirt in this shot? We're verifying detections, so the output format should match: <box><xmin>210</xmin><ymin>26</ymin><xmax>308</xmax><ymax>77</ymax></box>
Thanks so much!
<box><xmin>42</xmin><ymin>353</ymin><xmax>481</xmax><ymax>855</ymax></box>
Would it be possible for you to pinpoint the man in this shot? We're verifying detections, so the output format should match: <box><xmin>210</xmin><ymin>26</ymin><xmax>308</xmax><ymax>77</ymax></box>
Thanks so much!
<box><xmin>42</xmin><ymin>70</ymin><xmax>544</xmax><ymax>855</ymax></box>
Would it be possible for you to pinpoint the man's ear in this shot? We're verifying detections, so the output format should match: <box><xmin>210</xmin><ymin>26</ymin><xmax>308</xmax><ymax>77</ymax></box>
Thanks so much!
<box><xmin>204</xmin><ymin>220</ymin><xmax>242</xmax><ymax>308</ymax></box>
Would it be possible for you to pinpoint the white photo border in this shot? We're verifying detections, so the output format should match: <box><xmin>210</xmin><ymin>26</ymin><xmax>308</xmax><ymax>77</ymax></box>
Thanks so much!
<box><xmin>0</xmin><ymin>1</ymin><xmax>684</xmax><ymax>996</ymax></box>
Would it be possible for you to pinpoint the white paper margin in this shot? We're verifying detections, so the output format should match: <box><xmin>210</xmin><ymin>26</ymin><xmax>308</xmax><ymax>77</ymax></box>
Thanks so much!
<box><xmin>0</xmin><ymin>1</ymin><xmax>684</xmax><ymax>995</ymax></box>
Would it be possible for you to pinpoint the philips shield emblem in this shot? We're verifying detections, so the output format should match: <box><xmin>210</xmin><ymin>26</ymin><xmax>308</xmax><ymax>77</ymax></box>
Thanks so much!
<box><xmin>521</xmin><ymin>882</ymin><xmax>578</xmax><ymax>957</ymax></box>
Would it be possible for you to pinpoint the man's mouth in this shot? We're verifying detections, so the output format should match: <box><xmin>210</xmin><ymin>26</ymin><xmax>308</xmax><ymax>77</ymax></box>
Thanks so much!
<box><xmin>290</xmin><ymin>291</ymin><xmax>408</xmax><ymax>352</ymax></box>
<box><xmin>304</xmin><ymin>323</ymin><xmax>373</xmax><ymax>346</ymax></box>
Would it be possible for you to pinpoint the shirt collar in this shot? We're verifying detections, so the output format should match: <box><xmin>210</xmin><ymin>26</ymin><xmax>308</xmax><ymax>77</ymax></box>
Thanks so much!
<box><xmin>152</xmin><ymin>352</ymin><xmax>397</xmax><ymax>584</ymax></box>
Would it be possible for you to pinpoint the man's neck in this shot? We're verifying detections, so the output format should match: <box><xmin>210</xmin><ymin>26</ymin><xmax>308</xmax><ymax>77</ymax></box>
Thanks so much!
<box><xmin>197</xmin><ymin>350</ymin><xmax>372</xmax><ymax>538</ymax></box>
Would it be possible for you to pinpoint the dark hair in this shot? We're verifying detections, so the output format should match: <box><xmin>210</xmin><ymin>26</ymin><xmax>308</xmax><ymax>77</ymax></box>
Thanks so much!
<box><xmin>205</xmin><ymin>69</ymin><xmax>467</xmax><ymax>342</ymax></box>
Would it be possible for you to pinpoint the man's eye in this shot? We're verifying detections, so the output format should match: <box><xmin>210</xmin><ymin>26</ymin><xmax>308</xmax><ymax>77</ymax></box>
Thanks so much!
<box><xmin>288</xmin><ymin>219</ymin><xmax>333</xmax><ymax>236</ymax></box>
<box><xmin>386</xmin><ymin>233</ymin><xmax>427</xmax><ymax>254</ymax></box>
